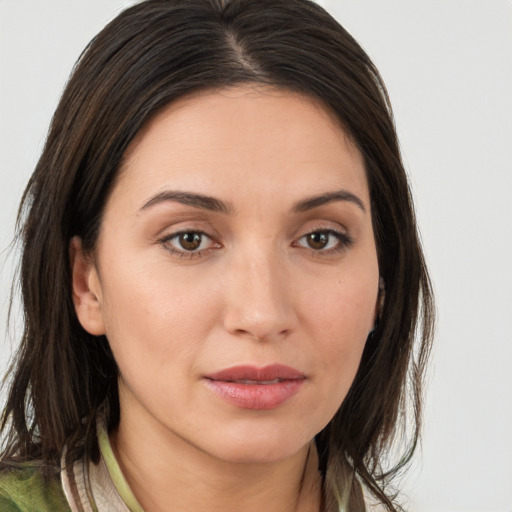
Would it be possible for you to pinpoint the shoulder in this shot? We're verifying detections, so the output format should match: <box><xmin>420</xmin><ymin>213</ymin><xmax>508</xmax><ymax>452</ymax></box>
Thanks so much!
<box><xmin>0</xmin><ymin>463</ymin><xmax>70</xmax><ymax>512</ymax></box>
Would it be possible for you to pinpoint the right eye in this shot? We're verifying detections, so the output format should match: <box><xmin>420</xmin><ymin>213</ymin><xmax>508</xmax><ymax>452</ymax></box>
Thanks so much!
<box><xmin>159</xmin><ymin>231</ymin><xmax>219</xmax><ymax>258</ymax></box>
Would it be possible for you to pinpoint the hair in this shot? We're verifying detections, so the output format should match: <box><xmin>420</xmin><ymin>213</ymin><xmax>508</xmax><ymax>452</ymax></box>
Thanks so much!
<box><xmin>0</xmin><ymin>1</ymin><xmax>434</xmax><ymax>510</ymax></box>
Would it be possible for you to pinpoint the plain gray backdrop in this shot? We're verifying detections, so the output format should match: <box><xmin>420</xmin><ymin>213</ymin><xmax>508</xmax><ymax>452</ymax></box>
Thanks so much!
<box><xmin>1</xmin><ymin>1</ymin><xmax>511</xmax><ymax>511</ymax></box>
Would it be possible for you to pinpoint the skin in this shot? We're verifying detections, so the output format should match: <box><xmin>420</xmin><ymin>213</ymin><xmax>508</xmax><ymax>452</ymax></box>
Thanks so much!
<box><xmin>71</xmin><ymin>86</ymin><xmax>380</xmax><ymax>512</ymax></box>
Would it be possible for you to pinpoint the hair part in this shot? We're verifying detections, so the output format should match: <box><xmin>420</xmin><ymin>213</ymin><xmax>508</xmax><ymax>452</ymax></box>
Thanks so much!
<box><xmin>1</xmin><ymin>1</ymin><xmax>434</xmax><ymax>510</ymax></box>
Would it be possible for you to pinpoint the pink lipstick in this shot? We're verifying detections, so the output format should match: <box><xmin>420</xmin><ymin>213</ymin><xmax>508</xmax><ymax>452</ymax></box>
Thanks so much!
<box><xmin>203</xmin><ymin>364</ymin><xmax>305</xmax><ymax>410</ymax></box>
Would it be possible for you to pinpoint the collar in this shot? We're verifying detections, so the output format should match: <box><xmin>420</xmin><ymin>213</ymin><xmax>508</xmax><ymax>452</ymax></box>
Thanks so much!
<box><xmin>61</xmin><ymin>420</ymin><xmax>143</xmax><ymax>512</ymax></box>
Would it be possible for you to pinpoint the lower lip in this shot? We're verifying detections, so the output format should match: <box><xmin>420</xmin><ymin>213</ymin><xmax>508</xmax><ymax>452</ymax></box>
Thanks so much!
<box><xmin>203</xmin><ymin>379</ymin><xmax>304</xmax><ymax>410</ymax></box>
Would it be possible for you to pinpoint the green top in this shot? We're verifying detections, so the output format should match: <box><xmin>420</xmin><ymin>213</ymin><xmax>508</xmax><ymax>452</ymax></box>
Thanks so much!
<box><xmin>0</xmin><ymin>464</ymin><xmax>69</xmax><ymax>511</ymax></box>
<box><xmin>0</xmin><ymin>420</ymin><xmax>140</xmax><ymax>511</ymax></box>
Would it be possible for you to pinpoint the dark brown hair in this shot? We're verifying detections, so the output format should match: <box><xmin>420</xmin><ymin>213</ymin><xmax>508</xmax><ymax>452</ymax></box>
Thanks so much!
<box><xmin>1</xmin><ymin>1</ymin><xmax>434</xmax><ymax>510</ymax></box>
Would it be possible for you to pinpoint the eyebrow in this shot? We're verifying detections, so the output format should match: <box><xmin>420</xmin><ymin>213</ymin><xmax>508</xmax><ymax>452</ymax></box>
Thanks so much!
<box><xmin>140</xmin><ymin>188</ymin><xmax>366</xmax><ymax>215</ymax></box>
<box><xmin>293</xmin><ymin>190</ymin><xmax>366</xmax><ymax>213</ymax></box>
<box><xmin>140</xmin><ymin>191</ymin><xmax>234</xmax><ymax>215</ymax></box>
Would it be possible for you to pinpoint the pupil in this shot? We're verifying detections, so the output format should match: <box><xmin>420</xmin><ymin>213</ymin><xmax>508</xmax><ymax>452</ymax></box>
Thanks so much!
<box><xmin>179</xmin><ymin>233</ymin><xmax>201</xmax><ymax>251</ymax></box>
<box><xmin>308</xmin><ymin>232</ymin><xmax>328</xmax><ymax>249</ymax></box>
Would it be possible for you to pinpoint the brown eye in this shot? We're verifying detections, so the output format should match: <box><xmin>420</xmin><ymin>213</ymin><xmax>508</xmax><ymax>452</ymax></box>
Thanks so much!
<box><xmin>306</xmin><ymin>232</ymin><xmax>329</xmax><ymax>250</ymax></box>
<box><xmin>160</xmin><ymin>230</ymin><xmax>220</xmax><ymax>259</ymax></box>
<box><xmin>295</xmin><ymin>229</ymin><xmax>353</xmax><ymax>254</ymax></box>
<box><xmin>178</xmin><ymin>232</ymin><xmax>203</xmax><ymax>251</ymax></box>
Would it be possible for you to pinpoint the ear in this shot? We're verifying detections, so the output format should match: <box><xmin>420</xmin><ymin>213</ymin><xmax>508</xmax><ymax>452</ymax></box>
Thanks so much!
<box><xmin>69</xmin><ymin>236</ymin><xmax>106</xmax><ymax>336</ymax></box>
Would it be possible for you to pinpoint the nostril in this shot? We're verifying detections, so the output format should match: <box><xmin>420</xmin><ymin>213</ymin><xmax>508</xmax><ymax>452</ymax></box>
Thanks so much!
<box><xmin>233</xmin><ymin>329</ymin><xmax>265</xmax><ymax>341</ymax></box>
<box><xmin>232</xmin><ymin>327</ymin><xmax>291</xmax><ymax>342</ymax></box>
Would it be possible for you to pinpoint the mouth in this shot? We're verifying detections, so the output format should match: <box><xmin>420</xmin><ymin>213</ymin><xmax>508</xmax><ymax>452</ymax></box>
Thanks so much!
<box><xmin>205</xmin><ymin>364</ymin><xmax>305</xmax><ymax>382</ymax></box>
<box><xmin>222</xmin><ymin>379</ymin><xmax>284</xmax><ymax>385</ymax></box>
<box><xmin>203</xmin><ymin>364</ymin><xmax>306</xmax><ymax>410</ymax></box>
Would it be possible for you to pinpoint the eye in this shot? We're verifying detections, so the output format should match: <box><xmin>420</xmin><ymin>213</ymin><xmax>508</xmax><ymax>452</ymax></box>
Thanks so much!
<box><xmin>295</xmin><ymin>229</ymin><xmax>353</xmax><ymax>253</ymax></box>
<box><xmin>160</xmin><ymin>230</ymin><xmax>218</xmax><ymax>256</ymax></box>
<box><xmin>175</xmin><ymin>232</ymin><xmax>205</xmax><ymax>251</ymax></box>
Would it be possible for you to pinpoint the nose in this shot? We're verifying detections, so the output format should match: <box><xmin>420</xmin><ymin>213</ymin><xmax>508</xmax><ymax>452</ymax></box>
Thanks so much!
<box><xmin>222</xmin><ymin>247</ymin><xmax>298</xmax><ymax>342</ymax></box>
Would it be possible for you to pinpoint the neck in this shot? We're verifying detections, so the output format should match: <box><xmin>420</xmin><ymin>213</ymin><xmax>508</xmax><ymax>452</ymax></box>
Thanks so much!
<box><xmin>110</xmin><ymin>408</ymin><xmax>322</xmax><ymax>512</ymax></box>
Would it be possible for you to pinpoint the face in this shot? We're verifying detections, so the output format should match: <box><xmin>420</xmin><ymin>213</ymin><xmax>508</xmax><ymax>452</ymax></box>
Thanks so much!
<box><xmin>72</xmin><ymin>86</ymin><xmax>380</xmax><ymax>465</ymax></box>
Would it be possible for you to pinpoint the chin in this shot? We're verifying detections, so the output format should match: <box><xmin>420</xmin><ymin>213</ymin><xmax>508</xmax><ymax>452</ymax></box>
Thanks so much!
<box><xmin>215</xmin><ymin>444</ymin><xmax>303</xmax><ymax>465</ymax></box>
<box><xmin>202</xmin><ymin>423</ymin><xmax>314</xmax><ymax>465</ymax></box>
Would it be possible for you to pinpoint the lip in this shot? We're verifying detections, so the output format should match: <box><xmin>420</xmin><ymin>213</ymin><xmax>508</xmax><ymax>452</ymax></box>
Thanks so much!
<box><xmin>203</xmin><ymin>364</ymin><xmax>306</xmax><ymax>410</ymax></box>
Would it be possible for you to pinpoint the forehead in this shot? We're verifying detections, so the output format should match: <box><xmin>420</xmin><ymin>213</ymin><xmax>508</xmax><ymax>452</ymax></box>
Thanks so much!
<box><xmin>116</xmin><ymin>85</ymin><xmax>368</xmax><ymax>207</ymax></box>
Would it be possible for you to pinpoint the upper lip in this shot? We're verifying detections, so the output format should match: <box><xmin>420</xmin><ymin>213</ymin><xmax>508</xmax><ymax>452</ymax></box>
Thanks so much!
<box><xmin>205</xmin><ymin>364</ymin><xmax>306</xmax><ymax>382</ymax></box>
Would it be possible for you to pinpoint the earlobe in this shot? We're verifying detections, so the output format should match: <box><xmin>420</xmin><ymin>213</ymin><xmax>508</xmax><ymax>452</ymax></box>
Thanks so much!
<box><xmin>69</xmin><ymin>236</ymin><xmax>106</xmax><ymax>336</ymax></box>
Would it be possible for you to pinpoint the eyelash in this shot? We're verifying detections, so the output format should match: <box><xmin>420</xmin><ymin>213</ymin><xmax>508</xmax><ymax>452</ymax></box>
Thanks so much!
<box><xmin>158</xmin><ymin>228</ymin><xmax>353</xmax><ymax>260</ymax></box>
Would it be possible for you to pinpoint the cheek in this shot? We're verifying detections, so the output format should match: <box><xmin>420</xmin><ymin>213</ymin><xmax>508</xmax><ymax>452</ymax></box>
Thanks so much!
<box><xmin>304</xmin><ymin>273</ymin><xmax>376</xmax><ymax>345</ymax></box>
<box><xmin>314</xmin><ymin>317</ymin><xmax>367</xmax><ymax>392</ymax></box>
<box><xmin>306</xmin><ymin>329</ymin><xmax>368</xmax><ymax>433</ymax></box>
<box><xmin>302</xmin><ymin>275</ymin><xmax>376</xmax><ymax>405</ymax></box>
<box><xmin>97</xmin><ymin>261</ymin><xmax>220</xmax><ymax>376</ymax></box>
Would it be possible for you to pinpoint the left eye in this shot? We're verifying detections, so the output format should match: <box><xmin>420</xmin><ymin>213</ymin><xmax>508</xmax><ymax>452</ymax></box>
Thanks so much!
<box><xmin>165</xmin><ymin>231</ymin><xmax>213</xmax><ymax>252</ymax></box>
<box><xmin>295</xmin><ymin>230</ymin><xmax>348</xmax><ymax>251</ymax></box>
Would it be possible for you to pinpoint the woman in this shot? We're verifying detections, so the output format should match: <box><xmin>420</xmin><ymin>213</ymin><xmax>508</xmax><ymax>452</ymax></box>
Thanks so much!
<box><xmin>0</xmin><ymin>0</ymin><xmax>434</xmax><ymax>510</ymax></box>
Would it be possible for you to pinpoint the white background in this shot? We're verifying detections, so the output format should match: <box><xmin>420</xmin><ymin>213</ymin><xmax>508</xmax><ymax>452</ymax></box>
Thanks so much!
<box><xmin>1</xmin><ymin>1</ymin><xmax>511</xmax><ymax>511</ymax></box>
